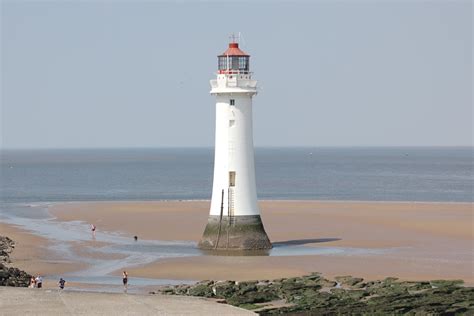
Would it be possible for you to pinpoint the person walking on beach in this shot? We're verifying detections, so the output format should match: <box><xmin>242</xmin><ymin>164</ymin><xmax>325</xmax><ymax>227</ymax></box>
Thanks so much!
<box><xmin>122</xmin><ymin>271</ymin><xmax>128</xmax><ymax>292</ymax></box>
<box><xmin>35</xmin><ymin>275</ymin><xmax>43</xmax><ymax>288</ymax></box>
<box><xmin>58</xmin><ymin>278</ymin><xmax>66</xmax><ymax>290</ymax></box>
<box><xmin>29</xmin><ymin>277</ymin><xmax>36</xmax><ymax>288</ymax></box>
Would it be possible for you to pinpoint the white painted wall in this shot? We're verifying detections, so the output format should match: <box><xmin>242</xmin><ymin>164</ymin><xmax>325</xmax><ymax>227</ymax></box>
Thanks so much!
<box><xmin>209</xmin><ymin>75</ymin><xmax>260</xmax><ymax>217</ymax></box>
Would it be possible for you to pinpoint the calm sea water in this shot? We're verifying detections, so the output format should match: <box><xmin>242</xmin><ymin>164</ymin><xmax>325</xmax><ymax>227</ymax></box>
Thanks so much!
<box><xmin>0</xmin><ymin>147</ymin><xmax>472</xmax><ymax>203</ymax></box>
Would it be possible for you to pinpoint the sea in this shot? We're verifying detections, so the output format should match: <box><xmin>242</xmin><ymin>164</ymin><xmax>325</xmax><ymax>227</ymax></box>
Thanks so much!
<box><xmin>1</xmin><ymin>147</ymin><xmax>472</xmax><ymax>203</ymax></box>
<box><xmin>0</xmin><ymin>147</ymin><xmax>472</xmax><ymax>291</ymax></box>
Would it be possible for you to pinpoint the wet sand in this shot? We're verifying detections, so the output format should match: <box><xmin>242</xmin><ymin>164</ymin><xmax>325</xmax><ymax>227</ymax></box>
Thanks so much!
<box><xmin>3</xmin><ymin>201</ymin><xmax>473</xmax><ymax>285</ymax></box>
<box><xmin>0</xmin><ymin>223</ymin><xmax>87</xmax><ymax>280</ymax></box>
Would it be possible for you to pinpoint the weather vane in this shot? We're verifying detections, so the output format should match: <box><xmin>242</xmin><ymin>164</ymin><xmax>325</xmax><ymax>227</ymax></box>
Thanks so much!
<box><xmin>229</xmin><ymin>32</ymin><xmax>240</xmax><ymax>43</ymax></box>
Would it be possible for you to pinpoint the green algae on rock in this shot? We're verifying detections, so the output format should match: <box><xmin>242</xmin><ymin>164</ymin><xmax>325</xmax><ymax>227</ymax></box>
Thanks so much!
<box><xmin>156</xmin><ymin>273</ymin><xmax>474</xmax><ymax>315</ymax></box>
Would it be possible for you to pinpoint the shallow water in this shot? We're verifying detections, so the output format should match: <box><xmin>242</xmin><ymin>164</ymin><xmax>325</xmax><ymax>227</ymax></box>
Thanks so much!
<box><xmin>1</xmin><ymin>203</ymin><xmax>391</xmax><ymax>292</ymax></box>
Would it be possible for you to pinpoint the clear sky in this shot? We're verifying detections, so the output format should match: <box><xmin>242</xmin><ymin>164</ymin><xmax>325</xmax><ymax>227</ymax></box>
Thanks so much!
<box><xmin>1</xmin><ymin>0</ymin><xmax>472</xmax><ymax>149</ymax></box>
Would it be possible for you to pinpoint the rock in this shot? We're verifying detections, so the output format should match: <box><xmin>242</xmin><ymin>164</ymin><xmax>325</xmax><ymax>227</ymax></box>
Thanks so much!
<box><xmin>369</xmin><ymin>284</ymin><xmax>409</xmax><ymax>296</ymax></box>
<box><xmin>319</xmin><ymin>278</ymin><xmax>337</xmax><ymax>288</ymax></box>
<box><xmin>212</xmin><ymin>281</ymin><xmax>237</xmax><ymax>298</ymax></box>
<box><xmin>430</xmin><ymin>279</ymin><xmax>464</xmax><ymax>288</ymax></box>
<box><xmin>397</xmin><ymin>281</ymin><xmax>432</xmax><ymax>291</ymax></box>
<box><xmin>280</xmin><ymin>281</ymin><xmax>306</xmax><ymax>292</ymax></box>
<box><xmin>196</xmin><ymin>280</ymin><xmax>214</xmax><ymax>286</ymax></box>
<box><xmin>188</xmin><ymin>283</ymin><xmax>214</xmax><ymax>297</ymax></box>
<box><xmin>170</xmin><ymin>284</ymin><xmax>191</xmax><ymax>295</ymax></box>
<box><xmin>335</xmin><ymin>275</ymin><xmax>364</xmax><ymax>287</ymax></box>
<box><xmin>0</xmin><ymin>237</ymin><xmax>15</xmax><ymax>264</ymax></box>
<box><xmin>302</xmin><ymin>272</ymin><xmax>321</xmax><ymax>281</ymax></box>
<box><xmin>345</xmin><ymin>289</ymin><xmax>369</xmax><ymax>300</ymax></box>
<box><xmin>160</xmin><ymin>288</ymin><xmax>175</xmax><ymax>295</ymax></box>
<box><xmin>382</xmin><ymin>277</ymin><xmax>399</xmax><ymax>284</ymax></box>
<box><xmin>256</xmin><ymin>285</ymin><xmax>281</xmax><ymax>301</ymax></box>
<box><xmin>227</xmin><ymin>290</ymin><xmax>276</xmax><ymax>306</ymax></box>
<box><xmin>157</xmin><ymin>274</ymin><xmax>474</xmax><ymax>315</ymax></box>
<box><xmin>0</xmin><ymin>237</ymin><xmax>32</xmax><ymax>287</ymax></box>
<box><xmin>236</xmin><ymin>281</ymin><xmax>258</xmax><ymax>295</ymax></box>
<box><xmin>271</xmin><ymin>278</ymin><xmax>286</xmax><ymax>283</ymax></box>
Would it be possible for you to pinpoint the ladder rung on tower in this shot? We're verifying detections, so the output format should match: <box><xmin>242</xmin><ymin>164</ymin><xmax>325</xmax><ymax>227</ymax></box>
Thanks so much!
<box><xmin>228</xmin><ymin>187</ymin><xmax>236</xmax><ymax>226</ymax></box>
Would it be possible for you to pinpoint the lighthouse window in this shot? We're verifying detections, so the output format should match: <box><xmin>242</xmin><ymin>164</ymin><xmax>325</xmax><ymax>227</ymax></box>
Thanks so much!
<box><xmin>238</xmin><ymin>57</ymin><xmax>249</xmax><ymax>71</ymax></box>
<box><xmin>231</xmin><ymin>57</ymin><xmax>239</xmax><ymax>70</ymax></box>
<box><xmin>230</xmin><ymin>99</ymin><xmax>235</xmax><ymax>106</ymax></box>
<box><xmin>218</xmin><ymin>56</ymin><xmax>228</xmax><ymax>70</ymax></box>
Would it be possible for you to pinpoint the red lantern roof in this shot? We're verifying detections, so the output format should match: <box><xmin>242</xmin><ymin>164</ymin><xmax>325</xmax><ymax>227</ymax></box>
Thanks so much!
<box><xmin>219</xmin><ymin>43</ymin><xmax>249</xmax><ymax>57</ymax></box>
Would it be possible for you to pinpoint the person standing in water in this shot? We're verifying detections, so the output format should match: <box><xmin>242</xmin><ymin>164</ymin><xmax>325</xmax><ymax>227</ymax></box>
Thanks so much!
<box><xmin>58</xmin><ymin>278</ymin><xmax>66</xmax><ymax>290</ymax></box>
<box><xmin>91</xmin><ymin>224</ymin><xmax>96</xmax><ymax>237</ymax></box>
<box><xmin>122</xmin><ymin>271</ymin><xmax>128</xmax><ymax>292</ymax></box>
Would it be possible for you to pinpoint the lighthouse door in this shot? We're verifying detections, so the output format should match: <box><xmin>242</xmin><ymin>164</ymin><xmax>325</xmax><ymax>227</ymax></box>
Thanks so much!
<box><xmin>229</xmin><ymin>171</ymin><xmax>236</xmax><ymax>187</ymax></box>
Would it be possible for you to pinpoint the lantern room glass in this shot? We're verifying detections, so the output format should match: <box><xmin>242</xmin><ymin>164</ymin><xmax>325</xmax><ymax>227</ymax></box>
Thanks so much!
<box><xmin>218</xmin><ymin>56</ymin><xmax>249</xmax><ymax>73</ymax></box>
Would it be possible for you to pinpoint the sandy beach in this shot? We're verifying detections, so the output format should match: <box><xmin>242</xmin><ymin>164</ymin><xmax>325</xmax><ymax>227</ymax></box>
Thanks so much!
<box><xmin>2</xmin><ymin>200</ymin><xmax>471</xmax><ymax>287</ymax></box>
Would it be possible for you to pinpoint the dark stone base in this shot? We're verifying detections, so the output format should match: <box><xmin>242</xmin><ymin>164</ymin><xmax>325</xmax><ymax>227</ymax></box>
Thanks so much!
<box><xmin>198</xmin><ymin>215</ymin><xmax>272</xmax><ymax>251</ymax></box>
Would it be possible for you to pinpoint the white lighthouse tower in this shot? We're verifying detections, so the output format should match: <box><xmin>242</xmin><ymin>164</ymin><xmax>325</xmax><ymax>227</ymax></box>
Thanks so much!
<box><xmin>198</xmin><ymin>38</ymin><xmax>272</xmax><ymax>250</ymax></box>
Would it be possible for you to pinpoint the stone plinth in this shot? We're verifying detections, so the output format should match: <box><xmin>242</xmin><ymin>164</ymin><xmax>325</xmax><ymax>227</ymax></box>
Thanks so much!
<box><xmin>198</xmin><ymin>215</ymin><xmax>272</xmax><ymax>250</ymax></box>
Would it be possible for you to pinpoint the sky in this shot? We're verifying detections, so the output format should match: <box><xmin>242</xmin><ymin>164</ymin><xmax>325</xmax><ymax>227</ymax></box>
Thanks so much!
<box><xmin>1</xmin><ymin>0</ymin><xmax>472</xmax><ymax>149</ymax></box>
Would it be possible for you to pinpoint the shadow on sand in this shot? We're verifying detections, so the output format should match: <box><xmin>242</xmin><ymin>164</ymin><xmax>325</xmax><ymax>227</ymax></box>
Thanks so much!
<box><xmin>272</xmin><ymin>238</ymin><xmax>341</xmax><ymax>247</ymax></box>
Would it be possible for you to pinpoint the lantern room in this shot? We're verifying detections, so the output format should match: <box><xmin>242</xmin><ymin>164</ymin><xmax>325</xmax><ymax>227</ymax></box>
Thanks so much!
<box><xmin>218</xmin><ymin>42</ymin><xmax>250</xmax><ymax>74</ymax></box>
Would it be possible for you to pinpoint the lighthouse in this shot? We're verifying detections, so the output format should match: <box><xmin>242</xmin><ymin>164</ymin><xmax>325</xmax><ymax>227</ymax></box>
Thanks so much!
<box><xmin>198</xmin><ymin>38</ymin><xmax>272</xmax><ymax>250</ymax></box>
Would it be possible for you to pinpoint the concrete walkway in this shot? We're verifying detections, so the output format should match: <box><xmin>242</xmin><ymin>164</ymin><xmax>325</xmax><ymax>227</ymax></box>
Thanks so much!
<box><xmin>0</xmin><ymin>287</ymin><xmax>256</xmax><ymax>315</ymax></box>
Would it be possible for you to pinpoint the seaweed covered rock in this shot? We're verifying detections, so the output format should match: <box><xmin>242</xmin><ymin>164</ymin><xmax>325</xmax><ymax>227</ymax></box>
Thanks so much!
<box><xmin>0</xmin><ymin>236</ymin><xmax>15</xmax><ymax>263</ymax></box>
<box><xmin>155</xmin><ymin>273</ymin><xmax>474</xmax><ymax>315</ymax></box>
<box><xmin>187</xmin><ymin>281</ymin><xmax>214</xmax><ymax>297</ymax></box>
<box><xmin>334</xmin><ymin>275</ymin><xmax>364</xmax><ymax>287</ymax></box>
<box><xmin>0</xmin><ymin>264</ymin><xmax>31</xmax><ymax>287</ymax></box>
<box><xmin>227</xmin><ymin>290</ymin><xmax>275</xmax><ymax>306</ymax></box>
<box><xmin>0</xmin><ymin>236</ymin><xmax>32</xmax><ymax>287</ymax></box>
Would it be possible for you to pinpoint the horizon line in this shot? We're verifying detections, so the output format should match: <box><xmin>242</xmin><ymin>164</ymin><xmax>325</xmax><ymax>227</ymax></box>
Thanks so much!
<box><xmin>1</xmin><ymin>145</ymin><xmax>472</xmax><ymax>151</ymax></box>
